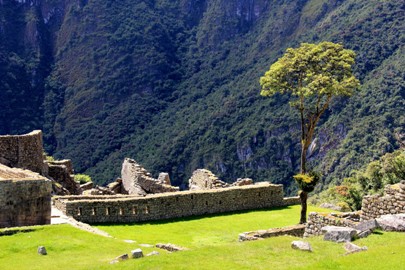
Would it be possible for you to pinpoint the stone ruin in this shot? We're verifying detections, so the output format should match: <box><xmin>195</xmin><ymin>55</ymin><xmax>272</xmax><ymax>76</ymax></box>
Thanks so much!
<box><xmin>0</xmin><ymin>163</ymin><xmax>51</xmax><ymax>228</ymax></box>
<box><xmin>188</xmin><ymin>169</ymin><xmax>253</xmax><ymax>190</ymax></box>
<box><xmin>0</xmin><ymin>130</ymin><xmax>81</xmax><ymax>196</ymax></box>
<box><xmin>121</xmin><ymin>158</ymin><xmax>179</xmax><ymax>196</ymax></box>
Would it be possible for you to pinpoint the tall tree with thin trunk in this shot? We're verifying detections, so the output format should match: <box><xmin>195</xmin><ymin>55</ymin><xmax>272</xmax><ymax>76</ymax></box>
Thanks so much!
<box><xmin>260</xmin><ymin>42</ymin><xmax>360</xmax><ymax>224</ymax></box>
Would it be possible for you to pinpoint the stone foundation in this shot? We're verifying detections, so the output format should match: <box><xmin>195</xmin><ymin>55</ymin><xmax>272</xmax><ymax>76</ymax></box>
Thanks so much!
<box><xmin>55</xmin><ymin>182</ymin><xmax>299</xmax><ymax>224</ymax></box>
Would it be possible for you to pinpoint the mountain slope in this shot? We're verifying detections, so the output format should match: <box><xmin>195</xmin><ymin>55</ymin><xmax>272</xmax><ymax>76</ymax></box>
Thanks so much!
<box><xmin>0</xmin><ymin>0</ymin><xmax>403</xmax><ymax>193</ymax></box>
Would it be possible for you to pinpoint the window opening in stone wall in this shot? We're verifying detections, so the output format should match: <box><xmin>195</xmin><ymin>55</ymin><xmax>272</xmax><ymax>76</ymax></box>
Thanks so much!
<box><xmin>132</xmin><ymin>206</ymin><xmax>137</xmax><ymax>215</ymax></box>
<box><xmin>176</xmin><ymin>197</ymin><xmax>179</xmax><ymax>202</ymax></box>
<box><xmin>106</xmin><ymin>207</ymin><xmax>111</xmax><ymax>215</ymax></box>
<box><xmin>258</xmin><ymin>192</ymin><xmax>261</xmax><ymax>197</ymax></box>
<box><xmin>92</xmin><ymin>208</ymin><xmax>96</xmax><ymax>216</ymax></box>
<box><xmin>145</xmin><ymin>206</ymin><xmax>150</xmax><ymax>214</ymax></box>
<box><xmin>219</xmin><ymin>200</ymin><xmax>222</xmax><ymax>205</ymax></box>
<box><xmin>205</xmin><ymin>201</ymin><xmax>208</xmax><ymax>206</ymax></box>
<box><xmin>191</xmin><ymin>195</ymin><xmax>194</xmax><ymax>200</ymax></box>
<box><xmin>78</xmin><ymin>207</ymin><xmax>82</xmax><ymax>216</ymax></box>
<box><xmin>119</xmin><ymin>208</ymin><xmax>123</xmax><ymax>215</ymax></box>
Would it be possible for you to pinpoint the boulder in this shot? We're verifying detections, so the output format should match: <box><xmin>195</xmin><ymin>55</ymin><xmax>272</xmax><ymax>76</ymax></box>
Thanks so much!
<box><xmin>322</xmin><ymin>226</ymin><xmax>358</xmax><ymax>243</ymax></box>
<box><xmin>37</xmin><ymin>246</ymin><xmax>47</xmax><ymax>255</ymax></box>
<box><xmin>376</xmin><ymin>214</ymin><xmax>405</xmax><ymax>232</ymax></box>
<box><xmin>110</xmin><ymin>253</ymin><xmax>129</xmax><ymax>264</ymax></box>
<box><xmin>131</xmin><ymin>249</ymin><xmax>144</xmax><ymax>259</ymax></box>
<box><xmin>291</xmin><ymin>241</ymin><xmax>312</xmax><ymax>252</ymax></box>
<box><xmin>344</xmin><ymin>242</ymin><xmax>367</xmax><ymax>254</ymax></box>
<box><xmin>354</xmin><ymin>219</ymin><xmax>378</xmax><ymax>232</ymax></box>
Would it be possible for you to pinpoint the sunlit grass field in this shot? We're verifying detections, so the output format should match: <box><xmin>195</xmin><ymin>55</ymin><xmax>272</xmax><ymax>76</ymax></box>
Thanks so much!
<box><xmin>0</xmin><ymin>205</ymin><xmax>404</xmax><ymax>269</ymax></box>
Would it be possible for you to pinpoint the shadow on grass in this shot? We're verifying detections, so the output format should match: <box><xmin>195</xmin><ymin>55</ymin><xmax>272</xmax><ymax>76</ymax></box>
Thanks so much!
<box><xmin>0</xmin><ymin>226</ymin><xmax>42</xmax><ymax>237</ymax></box>
<box><xmin>93</xmin><ymin>205</ymin><xmax>296</xmax><ymax>227</ymax></box>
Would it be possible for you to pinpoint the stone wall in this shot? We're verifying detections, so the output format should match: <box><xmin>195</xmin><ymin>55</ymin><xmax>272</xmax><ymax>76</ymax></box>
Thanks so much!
<box><xmin>0</xmin><ymin>164</ymin><xmax>52</xmax><ymax>228</ymax></box>
<box><xmin>361</xmin><ymin>182</ymin><xmax>405</xmax><ymax>220</ymax></box>
<box><xmin>55</xmin><ymin>182</ymin><xmax>299</xmax><ymax>224</ymax></box>
<box><xmin>304</xmin><ymin>212</ymin><xmax>358</xmax><ymax>237</ymax></box>
<box><xmin>0</xmin><ymin>130</ymin><xmax>45</xmax><ymax>174</ymax></box>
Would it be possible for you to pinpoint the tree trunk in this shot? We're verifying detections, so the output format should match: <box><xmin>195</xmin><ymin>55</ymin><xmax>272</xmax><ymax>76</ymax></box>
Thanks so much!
<box><xmin>299</xmin><ymin>190</ymin><xmax>308</xmax><ymax>224</ymax></box>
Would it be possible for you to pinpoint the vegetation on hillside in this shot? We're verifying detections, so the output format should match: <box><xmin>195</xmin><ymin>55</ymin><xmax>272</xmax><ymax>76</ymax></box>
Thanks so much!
<box><xmin>0</xmin><ymin>0</ymin><xmax>403</xmax><ymax>193</ymax></box>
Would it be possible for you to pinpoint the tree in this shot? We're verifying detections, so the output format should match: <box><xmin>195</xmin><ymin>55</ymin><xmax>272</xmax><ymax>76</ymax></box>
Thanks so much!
<box><xmin>260</xmin><ymin>42</ymin><xmax>360</xmax><ymax>224</ymax></box>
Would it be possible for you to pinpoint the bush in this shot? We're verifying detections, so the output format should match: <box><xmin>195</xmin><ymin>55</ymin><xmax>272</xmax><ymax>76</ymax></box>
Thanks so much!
<box><xmin>74</xmin><ymin>174</ymin><xmax>92</xmax><ymax>184</ymax></box>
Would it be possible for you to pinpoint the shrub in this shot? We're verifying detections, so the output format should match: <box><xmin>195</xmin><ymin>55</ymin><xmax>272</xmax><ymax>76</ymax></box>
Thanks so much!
<box><xmin>74</xmin><ymin>174</ymin><xmax>92</xmax><ymax>184</ymax></box>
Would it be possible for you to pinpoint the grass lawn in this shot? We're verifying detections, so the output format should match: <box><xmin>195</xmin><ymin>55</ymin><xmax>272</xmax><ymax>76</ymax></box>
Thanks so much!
<box><xmin>0</xmin><ymin>205</ymin><xmax>404</xmax><ymax>269</ymax></box>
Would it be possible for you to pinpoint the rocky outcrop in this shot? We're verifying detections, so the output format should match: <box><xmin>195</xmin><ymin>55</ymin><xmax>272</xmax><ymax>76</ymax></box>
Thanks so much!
<box><xmin>121</xmin><ymin>158</ymin><xmax>179</xmax><ymax>195</ymax></box>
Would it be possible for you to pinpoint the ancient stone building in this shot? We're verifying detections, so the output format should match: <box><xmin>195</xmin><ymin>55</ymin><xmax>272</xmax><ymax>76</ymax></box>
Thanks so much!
<box><xmin>0</xmin><ymin>164</ymin><xmax>52</xmax><ymax>228</ymax></box>
<box><xmin>0</xmin><ymin>130</ymin><xmax>45</xmax><ymax>174</ymax></box>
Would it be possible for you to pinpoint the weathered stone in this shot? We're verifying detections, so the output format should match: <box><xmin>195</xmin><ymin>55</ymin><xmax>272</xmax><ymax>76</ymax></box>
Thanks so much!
<box><xmin>131</xmin><ymin>249</ymin><xmax>144</xmax><ymax>259</ymax></box>
<box><xmin>0</xmin><ymin>130</ymin><xmax>45</xmax><ymax>174</ymax></box>
<box><xmin>357</xmin><ymin>229</ymin><xmax>372</xmax><ymax>239</ymax></box>
<box><xmin>344</xmin><ymin>242</ymin><xmax>367</xmax><ymax>254</ymax></box>
<box><xmin>121</xmin><ymin>158</ymin><xmax>179</xmax><ymax>195</ymax></box>
<box><xmin>291</xmin><ymin>241</ymin><xmax>312</xmax><ymax>252</ymax></box>
<box><xmin>0</xmin><ymin>164</ymin><xmax>52</xmax><ymax>228</ymax></box>
<box><xmin>354</xmin><ymin>219</ymin><xmax>378</xmax><ymax>232</ymax></box>
<box><xmin>80</xmin><ymin>181</ymin><xmax>93</xmax><ymax>191</ymax></box>
<box><xmin>322</xmin><ymin>226</ymin><xmax>358</xmax><ymax>243</ymax></box>
<box><xmin>376</xmin><ymin>214</ymin><xmax>405</xmax><ymax>231</ymax></box>
<box><xmin>47</xmin><ymin>162</ymin><xmax>80</xmax><ymax>195</ymax></box>
<box><xmin>112</xmin><ymin>254</ymin><xmax>128</xmax><ymax>263</ymax></box>
<box><xmin>240</xmin><ymin>225</ymin><xmax>306</xmax><ymax>241</ymax></box>
<box><xmin>231</xmin><ymin>178</ymin><xmax>253</xmax><ymax>186</ymax></box>
<box><xmin>157</xmin><ymin>173</ymin><xmax>171</xmax><ymax>185</ymax></box>
<box><xmin>188</xmin><ymin>169</ymin><xmax>229</xmax><ymax>190</ymax></box>
<box><xmin>156</xmin><ymin>243</ymin><xmax>187</xmax><ymax>252</ymax></box>
<box><xmin>146</xmin><ymin>251</ymin><xmax>160</xmax><ymax>256</ymax></box>
<box><xmin>37</xmin><ymin>246</ymin><xmax>47</xmax><ymax>255</ymax></box>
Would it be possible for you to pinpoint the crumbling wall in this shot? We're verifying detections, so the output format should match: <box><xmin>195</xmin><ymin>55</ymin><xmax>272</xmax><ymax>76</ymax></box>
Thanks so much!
<box><xmin>54</xmin><ymin>182</ymin><xmax>297</xmax><ymax>224</ymax></box>
<box><xmin>0</xmin><ymin>164</ymin><xmax>52</xmax><ymax>228</ymax></box>
<box><xmin>121</xmin><ymin>158</ymin><xmax>179</xmax><ymax>195</ymax></box>
<box><xmin>304</xmin><ymin>212</ymin><xmax>359</xmax><ymax>237</ymax></box>
<box><xmin>0</xmin><ymin>130</ymin><xmax>45</xmax><ymax>174</ymax></box>
<box><xmin>361</xmin><ymin>182</ymin><xmax>405</xmax><ymax>220</ymax></box>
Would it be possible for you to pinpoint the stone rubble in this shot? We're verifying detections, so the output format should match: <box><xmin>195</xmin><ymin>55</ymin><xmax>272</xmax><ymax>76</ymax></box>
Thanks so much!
<box><xmin>131</xmin><ymin>249</ymin><xmax>144</xmax><ymax>259</ymax></box>
<box><xmin>344</xmin><ymin>242</ymin><xmax>368</xmax><ymax>255</ymax></box>
<box><xmin>37</xmin><ymin>246</ymin><xmax>47</xmax><ymax>255</ymax></box>
<box><xmin>376</xmin><ymin>214</ymin><xmax>405</xmax><ymax>231</ymax></box>
<box><xmin>155</xmin><ymin>243</ymin><xmax>187</xmax><ymax>252</ymax></box>
<box><xmin>321</xmin><ymin>226</ymin><xmax>358</xmax><ymax>243</ymax></box>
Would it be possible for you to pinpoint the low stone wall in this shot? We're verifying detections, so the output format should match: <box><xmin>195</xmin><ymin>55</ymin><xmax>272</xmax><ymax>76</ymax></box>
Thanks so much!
<box><xmin>304</xmin><ymin>212</ymin><xmax>358</xmax><ymax>237</ymax></box>
<box><xmin>361</xmin><ymin>183</ymin><xmax>405</xmax><ymax>220</ymax></box>
<box><xmin>0</xmin><ymin>164</ymin><xmax>52</xmax><ymax>228</ymax></box>
<box><xmin>55</xmin><ymin>182</ymin><xmax>299</xmax><ymax>224</ymax></box>
<box><xmin>0</xmin><ymin>130</ymin><xmax>45</xmax><ymax>174</ymax></box>
<box><xmin>239</xmin><ymin>224</ymin><xmax>306</xmax><ymax>241</ymax></box>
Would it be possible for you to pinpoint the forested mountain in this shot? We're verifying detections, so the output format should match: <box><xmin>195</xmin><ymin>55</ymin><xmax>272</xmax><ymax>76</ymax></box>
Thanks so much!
<box><xmin>0</xmin><ymin>0</ymin><xmax>403</xmax><ymax>193</ymax></box>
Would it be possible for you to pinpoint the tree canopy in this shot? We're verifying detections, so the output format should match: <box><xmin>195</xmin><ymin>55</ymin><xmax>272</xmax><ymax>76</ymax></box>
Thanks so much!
<box><xmin>260</xmin><ymin>41</ymin><xmax>360</xmax><ymax>223</ymax></box>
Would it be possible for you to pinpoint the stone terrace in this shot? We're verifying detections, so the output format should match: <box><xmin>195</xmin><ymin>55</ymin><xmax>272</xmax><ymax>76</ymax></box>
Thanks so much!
<box><xmin>55</xmin><ymin>182</ymin><xmax>300</xmax><ymax>224</ymax></box>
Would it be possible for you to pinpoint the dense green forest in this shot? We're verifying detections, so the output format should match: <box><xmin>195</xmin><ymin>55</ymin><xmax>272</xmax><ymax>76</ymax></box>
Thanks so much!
<box><xmin>0</xmin><ymin>0</ymin><xmax>403</xmax><ymax>194</ymax></box>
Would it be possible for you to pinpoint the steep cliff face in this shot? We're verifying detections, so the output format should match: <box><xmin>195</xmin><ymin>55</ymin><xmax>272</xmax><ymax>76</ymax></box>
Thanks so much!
<box><xmin>1</xmin><ymin>0</ymin><xmax>403</xmax><ymax>193</ymax></box>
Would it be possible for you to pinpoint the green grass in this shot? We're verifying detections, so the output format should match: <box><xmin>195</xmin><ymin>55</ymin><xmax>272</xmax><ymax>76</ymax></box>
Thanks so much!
<box><xmin>1</xmin><ymin>205</ymin><xmax>404</xmax><ymax>269</ymax></box>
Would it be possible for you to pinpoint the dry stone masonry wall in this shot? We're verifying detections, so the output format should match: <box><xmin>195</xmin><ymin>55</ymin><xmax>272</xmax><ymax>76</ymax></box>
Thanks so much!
<box><xmin>0</xmin><ymin>130</ymin><xmax>45</xmax><ymax>174</ymax></box>
<box><xmin>361</xmin><ymin>182</ymin><xmax>405</xmax><ymax>220</ymax></box>
<box><xmin>55</xmin><ymin>182</ymin><xmax>299</xmax><ymax>224</ymax></box>
<box><xmin>304</xmin><ymin>212</ymin><xmax>358</xmax><ymax>237</ymax></box>
<box><xmin>121</xmin><ymin>158</ymin><xmax>179</xmax><ymax>195</ymax></box>
<box><xmin>0</xmin><ymin>164</ymin><xmax>52</xmax><ymax>228</ymax></box>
